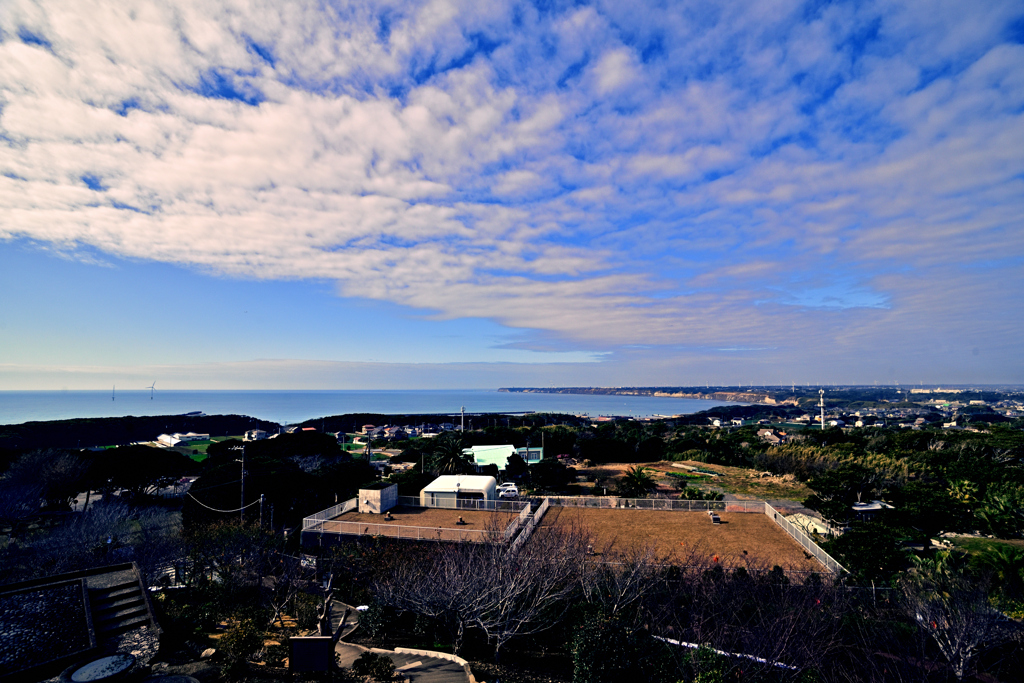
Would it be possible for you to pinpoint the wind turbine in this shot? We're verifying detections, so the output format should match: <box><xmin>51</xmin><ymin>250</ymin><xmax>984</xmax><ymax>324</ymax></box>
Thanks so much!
<box><xmin>147</xmin><ymin>381</ymin><xmax>156</xmax><ymax>399</ymax></box>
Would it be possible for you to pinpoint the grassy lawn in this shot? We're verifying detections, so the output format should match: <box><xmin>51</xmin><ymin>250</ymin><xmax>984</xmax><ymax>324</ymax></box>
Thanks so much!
<box><xmin>573</xmin><ymin>461</ymin><xmax>813</xmax><ymax>502</ymax></box>
<box><xmin>948</xmin><ymin>535</ymin><xmax>1024</xmax><ymax>555</ymax></box>
<box><xmin>652</xmin><ymin>461</ymin><xmax>814</xmax><ymax>501</ymax></box>
<box><xmin>171</xmin><ymin>435</ymin><xmax>240</xmax><ymax>462</ymax></box>
<box><xmin>339</xmin><ymin>435</ymin><xmax>366</xmax><ymax>452</ymax></box>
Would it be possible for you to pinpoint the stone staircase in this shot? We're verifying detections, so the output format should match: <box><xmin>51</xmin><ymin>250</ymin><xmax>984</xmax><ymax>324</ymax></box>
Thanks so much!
<box><xmin>86</xmin><ymin>569</ymin><xmax>156</xmax><ymax>639</ymax></box>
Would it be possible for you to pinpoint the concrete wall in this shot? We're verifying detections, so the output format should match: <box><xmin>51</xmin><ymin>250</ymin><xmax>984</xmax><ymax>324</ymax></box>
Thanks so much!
<box><xmin>358</xmin><ymin>484</ymin><xmax>398</xmax><ymax>514</ymax></box>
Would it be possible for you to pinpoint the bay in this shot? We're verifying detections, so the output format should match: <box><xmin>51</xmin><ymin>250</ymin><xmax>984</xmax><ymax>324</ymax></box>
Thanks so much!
<box><xmin>0</xmin><ymin>390</ymin><xmax>733</xmax><ymax>426</ymax></box>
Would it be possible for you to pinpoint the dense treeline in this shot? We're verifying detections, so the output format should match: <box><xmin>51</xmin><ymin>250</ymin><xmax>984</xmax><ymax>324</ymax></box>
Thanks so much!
<box><xmin>293</xmin><ymin>411</ymin><xmax>592</xmax><ymax>434</ymax></box>
<box><xmin>183</xmin><ymin>431</ymin><xmax>377</xmax><ymax>529</ymax></box>
<box><xmin>0</xmin><ymin>413</ymin><xmax>279</xmax><ymax>451</ymax></box>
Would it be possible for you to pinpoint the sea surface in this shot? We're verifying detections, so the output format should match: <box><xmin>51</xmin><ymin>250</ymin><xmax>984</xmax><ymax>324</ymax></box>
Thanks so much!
<box><xmin>0</xmin><ymin>390</ymin><xmax>734</xmax><ymax>426</ymax></box>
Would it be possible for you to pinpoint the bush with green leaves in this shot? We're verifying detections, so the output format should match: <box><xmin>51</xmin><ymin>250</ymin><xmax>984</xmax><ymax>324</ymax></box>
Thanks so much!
<box><xmin>352</xmin><ymin>651</ymin><xmax>396</xmax><ymax>682</ymax></box>
<box><xmin>360</xmin><ymin>601</ymin><xmax>392</xmax><ymax>643</ymax></box>
<box><xmin>263</xmin><ymin>638</ymin><xmax>290</xmax><ymax>668</ymax></box>
<box><xmin>293</xmin><ymin>591</ymin><xmax>322</xmax><ymax>630</ymax></box>
<box><xmin>571</xmin><ymin>606</ymin><xmax>675</xmax><ymax>683</ymax></box>
<box><xmin>685</xmin><ymin>646</ymin><xmax>733</xmax><ymax>683</ymax></box>
<box><xmin>221</xmin><ymin>618</ymin><xmax>264</xmax><ymax>663</ymax></box>
<box><xmin>678</xmin><ymin>486</ymin><xmax>724</xmax><ymax>501</ymax></box>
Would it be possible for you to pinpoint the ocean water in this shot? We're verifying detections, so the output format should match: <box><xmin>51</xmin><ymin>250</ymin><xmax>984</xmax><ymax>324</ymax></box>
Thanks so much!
<box><xmin>0</xmin><ymin>390</ymin><xmax>732</xmax><ymax>426</ymax></box>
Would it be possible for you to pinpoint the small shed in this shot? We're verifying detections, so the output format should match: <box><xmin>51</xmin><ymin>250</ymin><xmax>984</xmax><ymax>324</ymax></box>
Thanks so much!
<box><xmin>420</xmin><ymin>475</ymin><xmax>497</xmax><ymax>507</ymax></box>
<box><xmin>359</xmin><ymin>482</ymin><xmax>398</xmax><ymax>514</ymax></box>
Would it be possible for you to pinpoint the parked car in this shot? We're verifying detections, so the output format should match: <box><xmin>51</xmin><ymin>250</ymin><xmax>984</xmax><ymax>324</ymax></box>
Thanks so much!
<box><xmin>497</xmin><ymin>483</ymin><xmax>519</xmax><ymax>499</ymax></box>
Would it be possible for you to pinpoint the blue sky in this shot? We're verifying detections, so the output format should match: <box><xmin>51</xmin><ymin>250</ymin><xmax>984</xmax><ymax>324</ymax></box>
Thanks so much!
<box><xmin>1</xmin><ymin>0</ymin><xmax>1022</xmax><ymax>390</ymax></box>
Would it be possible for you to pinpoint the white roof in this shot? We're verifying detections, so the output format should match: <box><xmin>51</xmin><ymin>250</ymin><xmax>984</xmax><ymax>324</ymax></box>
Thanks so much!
<box><xmin>852</xmin><ymin>500</ymin><xmax>895</xmax><ymax>511</ymax></box>
<box><xmin>422</xmin><ymin>475</ymin><xmax>497</xmax><ymax>493</ymax></box>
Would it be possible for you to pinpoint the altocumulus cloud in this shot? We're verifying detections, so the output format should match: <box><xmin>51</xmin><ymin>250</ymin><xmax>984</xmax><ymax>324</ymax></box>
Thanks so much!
<box><xmin>1</xmin><ymin>0</ymin><xmax>1023</xmax><ymax>380</ymax></box>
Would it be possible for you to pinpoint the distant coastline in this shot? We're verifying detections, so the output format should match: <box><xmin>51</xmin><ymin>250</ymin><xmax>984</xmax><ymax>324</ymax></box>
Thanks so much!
<box><xmin>0</xmin><ymin>389</ymin><xmax>733</xmax><ymax>428</ymax></box>
<box><xmin>499</xmin><ymin>386</ymin><xmax>775</xmax><ymax>405</ymax></box>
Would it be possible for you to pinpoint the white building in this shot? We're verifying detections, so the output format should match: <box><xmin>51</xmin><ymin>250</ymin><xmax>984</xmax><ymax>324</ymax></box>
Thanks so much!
<box><xmin>463</xmin><ymin>444</ymin><xmax>544</xmax><ymax>470</ymax></box>
<box><xmin>420</xmin><ymin>475</ymin><xmax>498</xmax><ymax>507</ymax></box>
<box><xmin>157</xmin><ymin>432</ymin><xmax>209</xmax><ymax>447</ymax></box>
<box><xmin>175</xmin><ymin>432</ymin><xmax>210</xmax><ymax>442</ymax></box>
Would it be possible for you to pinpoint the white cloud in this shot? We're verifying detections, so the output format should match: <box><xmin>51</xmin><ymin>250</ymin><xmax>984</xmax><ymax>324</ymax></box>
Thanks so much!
<box><xmin>1</xmin><ymin>0</ymin><xmax>1022</xmax><ymax>379</ymax></box>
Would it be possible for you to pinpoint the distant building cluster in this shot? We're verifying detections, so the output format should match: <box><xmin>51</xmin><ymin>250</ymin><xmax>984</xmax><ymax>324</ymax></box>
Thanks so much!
<box><xmin>156</xmin><ymin>431</ymin><xmax>209</xmax><ymax>447</ymax></box>
<box><xmin>359</xmin><ymin>422</ymin><xmax>451</xmax><ymax>441</ymax></box>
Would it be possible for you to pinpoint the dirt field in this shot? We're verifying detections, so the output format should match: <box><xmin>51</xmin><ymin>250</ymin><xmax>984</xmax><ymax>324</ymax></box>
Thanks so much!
<box><xmin>324</xmin><ymin>506</ymin><xmax>517</xmax><ymax>542</ymax></box>
<box><xmin>572</xmin><ymin>460</ymin><xmax>814</xmax><ymax>500</ymax></box>
<box><xmin>539</xmin><ymin>506</ymin><xmax>823</xmax><ymax>572</ymax></box>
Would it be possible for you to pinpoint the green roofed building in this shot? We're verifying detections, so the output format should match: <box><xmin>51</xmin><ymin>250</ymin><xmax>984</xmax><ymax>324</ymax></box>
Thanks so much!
<box><xmin>463</xmin><ymin>444</ymin><xmax>544</xmax><ymax>471</ymax></box>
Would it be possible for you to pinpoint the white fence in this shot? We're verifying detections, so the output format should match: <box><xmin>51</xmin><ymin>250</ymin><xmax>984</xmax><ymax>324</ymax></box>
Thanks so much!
<box><xmin>396</xmin><ymin>495</ymin><xmax>528</xmax><ymax>512</ymax></box>
<box><xmin>504</xmin><ymin>503</ymin><xmax>533</xmax><ymax>541</ymax></box>
<box><xmin>309</xmin><ymin>520</ymin><xmax>498</xmax><ymax>543</ymax></box>
<box><xmin>764</xmin><ymin>504</ymin><xmax>847</xmax><ymax>574</ymax></box>
<box><xmin>510</xmin><ymin>497</ymin><xmax>550</xmax><ymax>552</ymax></box>
<box><xmin>544</xmin><ymin>496</ymin><xmax>765</xmax><ymax>513</ymax></box>
<box><xmin>302</xmin><ymin>498</ymin><xmax>357</xmax><ymax>530</ymax></box>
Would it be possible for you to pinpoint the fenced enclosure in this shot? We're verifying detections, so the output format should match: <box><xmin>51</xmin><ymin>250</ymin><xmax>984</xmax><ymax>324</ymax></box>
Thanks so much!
<box><xmin>302</xmin><ymin>498</ymin><xmax>521</xmax><ymax>544</ymax></box>
<box><xmin>301</xmin><ymin>494</ymin><xmax>845</xmax><ymax>574</ymax></box>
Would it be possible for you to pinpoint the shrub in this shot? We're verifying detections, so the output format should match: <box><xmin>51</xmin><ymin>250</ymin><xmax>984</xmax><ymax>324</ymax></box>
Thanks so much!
<box><xmin>685</xmin><ymin>646</ymin><xmax>732</xmax><ymax>683</ymax></box>
<box><xmin>360</xmin><ymin>601</ymin><xmax>391</xmax><ymax>643</ymax></box>
<box><xmin>678</xmin><ymin>487</ymin><xmax>724</xmax><ymax>501</ymax></box>
<box><xmin>352</xmin><ymin>651</ymin><xmax>396</xmax><ymax>682</ymax></box>
<box><xmin>293</xmin><ymin>591</ymin><xmax>321</xmax><ymax>630</ymax></box>
<box><xmin>264</xmin><ymin>638</ymin><xmax>289</xmax><ymax>667</ymax></box>
<box><xmin>221</xmin><ymin>618</ymin><xmax>264</xmax><ymax>663</ymax></box>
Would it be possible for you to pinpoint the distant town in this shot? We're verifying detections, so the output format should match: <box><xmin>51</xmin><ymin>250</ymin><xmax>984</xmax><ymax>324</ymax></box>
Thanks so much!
<box><xmin>1</xmin><ymin>386</ymin><xmax>1022</xmax><ymax>682</ymax></box>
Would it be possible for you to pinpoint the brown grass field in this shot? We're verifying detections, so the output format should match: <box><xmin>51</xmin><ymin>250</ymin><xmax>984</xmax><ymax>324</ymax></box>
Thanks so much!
<box><xmin>540</xmin><ymin>506</ymin><xmax>823</xmax><ymax>572</ymax></box>
<box><xmin>324</xmin><ymin>506</ymin><xmax>517</xmax><ymax>542</ymax></box>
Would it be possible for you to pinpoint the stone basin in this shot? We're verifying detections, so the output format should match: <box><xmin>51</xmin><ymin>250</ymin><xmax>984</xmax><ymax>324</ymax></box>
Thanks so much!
<box><xmin>69</xmin><ymin>654</ymin><xmax>136</xmax><ymax>683</ymax></box>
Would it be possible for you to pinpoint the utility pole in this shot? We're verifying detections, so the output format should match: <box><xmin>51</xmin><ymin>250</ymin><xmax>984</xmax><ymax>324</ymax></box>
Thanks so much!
<box><xmin>260</xmin><ymin>493</ymin><xmax>265</xmax><ymax>527</ymax></box>
<box><xmin>240</xmin><ymin>444</ymin><xmax>246</xmax><ymax>524</ymax></box>
<box><xmin>461</xmin><ymin>406</ymin><xmax>465</xmax><ymax>432</ymax></box>
<box><xmin>819</xmin><ymin>389</ymin><xmax>826</xmax><ymax>431</ymax></box>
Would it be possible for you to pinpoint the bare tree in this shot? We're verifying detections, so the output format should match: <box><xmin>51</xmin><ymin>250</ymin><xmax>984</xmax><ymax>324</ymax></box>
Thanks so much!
<box><xmin>900</xmin><ymin>552</ymin><xmax>1003</xmax><ymax>680</ymax></box>
<box><xmin>373</xmin><ymin>516</ymin><xmax>591</xmax><ymax>659</ymax></box>
<box><xmin>0</xmin><ymin>500</ymin><xmax>182</xmax><ymax>584</ymax></box>
<box><xmin>373</xmin><ymin>540</ymin><xmax>490</xmax><ymax>653</ymax></box>
<box><xmin>474</xmin><ymin>520</ymin><xmax>590</xmax><ymax>662</ymax></box>
<box><xmin>579</xmin><ymin>543</ymin><xmax>666</xmax><ymax>621</ymax></box>
<box><xmin>5</xmin><ymin>449</ymin><xmax>88</xmax><ymax>511</ymax></box>
<box><xmin>263</xmin><ymin>552</ymin><xmax>309</xmax><ymax>630</ymax></box>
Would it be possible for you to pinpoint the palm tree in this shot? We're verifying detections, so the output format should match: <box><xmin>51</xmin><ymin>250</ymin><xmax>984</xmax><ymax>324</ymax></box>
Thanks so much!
<box><xmin>618</xmin><ymin>465</ymin><xmax>657</xmax><ymax>499</ymax></box>
<box><xmin>433</xmin><ymin>432</ymin><xmax>471</xmax><ymax>475</ymax></box>
<box><xmin>975</xmin><ymin>544</ymin><xmax>1024</xmax><ymax>603</ymax></box>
